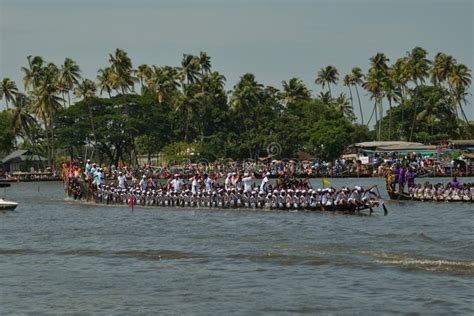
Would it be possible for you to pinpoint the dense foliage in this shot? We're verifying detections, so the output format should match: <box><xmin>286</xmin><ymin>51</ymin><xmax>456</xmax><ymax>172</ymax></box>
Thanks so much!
<box><xmin>0</xmin><ymin>47</ymin><xmax>471</xmax><ymax>166</ymax></box>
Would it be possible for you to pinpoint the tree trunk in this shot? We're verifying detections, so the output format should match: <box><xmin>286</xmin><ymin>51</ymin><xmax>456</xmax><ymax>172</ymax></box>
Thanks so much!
<box><xmin>354</xmin><ymin>85</ymin><xmax>364</xmax><ymax>125</ymax></box>
<box><xmin>348</xmin><ymin>85</ymin><xmax>354</xmax><ymax>115</ymax></box>
<box><xmin>409</xmin><ymin>102</ymin><xmax>419</xmax><ymax>141</ymax></box>
<box><xmin>388</xmin><ymin>99</ymin><xmax>392</xmax><ymax>141</ymax></box>
<box><xmin>67</xmin><ymin>90</ymin><xmax>71</xmax><ymax>107</ymax></box>
<box><xmin>50</xmin><ymin>114</ymin><xmax>56</xmax><ymax>170</ymax></box>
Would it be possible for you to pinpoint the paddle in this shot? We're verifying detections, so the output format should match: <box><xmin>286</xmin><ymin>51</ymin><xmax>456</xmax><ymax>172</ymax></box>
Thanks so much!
<box><xmin>382</xmin><ymin>203</ymin><xmax>388</xmax><ymax>216</ymax></box>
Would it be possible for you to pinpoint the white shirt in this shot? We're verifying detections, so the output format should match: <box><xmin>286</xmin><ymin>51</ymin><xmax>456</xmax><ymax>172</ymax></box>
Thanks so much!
<box><xmin>171</xmin><ymin>178</ymin><xmax>183</xmax><ymax>193</ymax></box>
<box><xmin>242</xmin><ymin>176</ymin><xmax>253</xmax><ymax>193</ymax></box>
<box><xmin>191</xmin><ymin>178</ymin><xmax>199</xmax><ymax>194</ymax></box>
<box><xmin>117</xmin><ymin>175</ymin><xmax>126</xmax><ymax>189</ymax></box>
<box><xmin>260</xmin><ymin>176</ymin><xmax>269</xmax><ymax>193</ymax></box>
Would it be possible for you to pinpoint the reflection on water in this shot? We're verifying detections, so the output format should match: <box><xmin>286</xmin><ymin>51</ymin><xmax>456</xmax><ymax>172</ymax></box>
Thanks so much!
<box><xmin>0</xmin><ymin>178</ymin><xmax>473</xmax><ymax>315</ymax></box>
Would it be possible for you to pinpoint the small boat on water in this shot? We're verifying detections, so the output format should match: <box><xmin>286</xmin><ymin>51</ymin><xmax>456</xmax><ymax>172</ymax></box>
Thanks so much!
<box><xmin>0</xmin><ymin>198</ymin><xmax>18</xmax><ymax>211</ymax></box>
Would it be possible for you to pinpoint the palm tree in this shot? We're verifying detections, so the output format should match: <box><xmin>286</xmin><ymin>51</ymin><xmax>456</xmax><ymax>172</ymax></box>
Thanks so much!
<box><xmin>431</xmin><ymin>53</ymin><xmax>456</xmax><ymax>86</ymax></box>
<box><xmin>343</xmin><ymin>74</ymin><xmax>354</xmax><ymax>115</ymax></box>
<box><xmin>315</xmin><ymin>65</ymin><xmax>339</xmax><ymax>97</ymax></box>
<box><xmin>281</xmin><ymin>77</ymin><xmax>311</xmax><ymax>105</ymax></box>
<box><xmin>108</xmin><ymin>48</ymin><xmax>134</xmax><ymax>94</ymax></box>
<box><xmin>75</xmin><ymin>79</ymin><xmax>98</xmax><ymax>152</ymax></box>
<box><xmin>135</xmin><ymin>64</ymin><xmax>152</xmax><ymax>93</ymax></box>
<box><xmin>334</xmin><ymin>93</ymin><xmax>355</xmax><ymax>121</ymax></box>
<box><xmin>448</xmin><ymin>63</ymin><xmax>472</xmax><ymax>125</ymax></box>
<box><xmin>11</xmin><ymin>93</ymin><xmax>37</xmax><ymax>146</ymax></box>
<box><xmin>382</xmin><ymin>75</ymin><xmax>402</xmax><ymax>140</ymax></box>
<box><xmin>198</xmin><ymin>51</ymin><xmax>212</xmax><ymax>75</ymax></box>
<box><xmin>180</xmin><ymin>54</ymin><xmax>200</xmax><ymax>86</ymax></box>
<box><xmin>148</xmin><ymin>65</ymin><xmax>180</xmax><ymax>105</ymax></box>
<box><xmin>58</xmin><ymin>58</ymin><xmax>81</xmax><ymax>107</ymax></box>
<box><xmin>407</xmin><ymin>47</ymin><xmax>431</xmax><ymax>86</ymax></box>
<box><xmin>174</xmin><ymin>87</ymin><xmax>200</xmax><ymax>142</ymax></box>
<box><xmin>351</xmin><ymin>67</ymin><xmax>365</xmax><ymax>125</ymax></box>
<box><xmin>0</xmin><ymin>78</ymin><xmax>19</xmax><ymax>109</ymax></box>
<box><xmin>97</xmin><ymin>67</ymin><xmax>115</xmax><ymax>97</ymax></box>
<box><xmin>74</xmin><ymin>79</ymin><xmax>97</xmax><ymax>99</ymax></box>
<box><xmin>363</xmin><ymin>67</ymin><xmax>386</xmax><ymax>140</ymax></box>
<box><xmin>369</xmin><ymin>53</ymin><xmax>390</xmax><ymax>71</ymax></box>
<box><xmin>390</xmin><ymin>58</ymin><xmax>410</xmax><ymax>139</ymax></box>
<box><xmin>30</xmin><ymin>74</ymin><xmax>64</xmax><ymax>168</ymax></box>
<box><xmin>416</xmin><ymin>93</ymin><xmax>452</xmax><ymax>135</ymax></box>
<box><xmin>318</xmin><ymin>91</ymin><xmax>332</xmax><ymax>107</ymax></box>
<box><xmin>21</xmin><ymin>55</ymin><xmax>44</xmax><ymax>91</ymax></box>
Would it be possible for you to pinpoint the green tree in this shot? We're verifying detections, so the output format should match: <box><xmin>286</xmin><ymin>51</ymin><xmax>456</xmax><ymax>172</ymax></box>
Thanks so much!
<box><xmin>108</xmin><ymin>48</ymin><xmax>134</xmax><ymax>94</ymax></box>
<box><xmin>315</xmin><ymin>65</ymin><xmax>339</xmax><ymax>97</ymax></box>
<box><xmin>58</xmin><ymin>58</ymin><xmax>81</xmax><ymax>107</ymax></box>
<box><xmin>407</xmin><ymin>46</ymin><xmax>431</xmax><ymax>86</ymax></box>
<box><xmin>0</xmin><ymin>78</ymin><xmax>19</xmax><ymax>110</ymax></box>
<box><xmin>350</xmin><ymin>67</ymin><xmax>365</xmax><ymax>125</ymax></box>
<box><xmin>281</xmin><ymin>77</ymin><xmax>311</xmax><ymax>105</ymax></box>
<box><xmin>0</xmin><ymin>110</ymin><xmax>14</xmax><ymax>155</ymax></box>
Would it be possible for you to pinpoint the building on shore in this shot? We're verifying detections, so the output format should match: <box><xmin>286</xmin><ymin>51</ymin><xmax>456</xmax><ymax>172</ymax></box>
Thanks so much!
<box><xmin>0</xmin><ymin>150</ymin><xmax>47</xmax><ymax>173</ymax></box>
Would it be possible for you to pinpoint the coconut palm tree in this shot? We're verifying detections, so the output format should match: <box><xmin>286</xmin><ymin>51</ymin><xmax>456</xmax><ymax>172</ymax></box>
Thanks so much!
<box><xmin>363</xmin><ymin>67</ymin><xmax>385</xmax><ymax>140</ymax></box>
<box><xmin>0</xmin><ymin>78</ymin><xmax>19</xmax><ymax>109</ymax></box>
<box><xmin>97</xmin><ymin>67</ymin><xmax>115</xmax><ymax>97</ymax></box>
<box><xmin>198</xmin><ymin>51</ymin><xmax>212</xmax><ymax>75</ymax></box>
<box><xmin>174</xmin><ymin>86</ymin><xmax>200</xmax><ymax>142</ymax></box>
<box><xmin>135</xmin><ymin>64</ymin><xmax>152</xmax><ymax>93</ymax></box>
<box><xmin>30</xmin><ymin>73</ymin><xmax>63</xmax><ymax>168</ymax></box>
<box><xmin>390</xmin><ymin>58</ymin><xmax>410</xmax><ymax>139</ymax></box>
<box><xmin>318</xmin><ymin>91</ymin><xmax>332</xmax><ymax>107</ymax></box>
<box><xmin>343</xmin><ymin>74</ymin><xmax>354</xmax><ymax>114</ymax></box>
<box><xmin>369</xmin><ymin>53</ymin><xmax>390</xmax><ymax>71</ymax></box>
<box><xmin>148</xmin><ymin>65</ymin><xmax>180</xmax><ymax>105</ymax></box>
<box><xmin>351</xmin><ymin>67</ymin><xmax>365</xmax><ymax>125</ymax></box>
<box><xmin>74</xmin><ymin>79</ymin><xmax>97</xmax><ymax>99</ymax></box>
<box><xmin>407</xmin><ymin>46</ymin><xmax>431</xmax><ymax>86</ymax></box>
<box><xmin>334</xmin><ymin>93</ymin><xmax>355</xmax><ymax>121</ymax></box>
<box><xmin>315</xmin><ymin>65</ymin><xmax>339</xmax><ymax>97</ymax></box>
<box><xmin>11</xmin><ymin>93</ymin><xmax>37</xmax><ymax>145</ymax></box>
<box><xmin>21</xmin><ymin>55</ymin><xmax>45</xmax><ymax>91</ymax></box>
<box><xmin>108</xmin><ymin>48</ymin><xmax>134</xmax><ymax>94</ymax></box>
<box><xmin>281</xmin><ymin>77</ymin><xmax>311</xmax><ymax>105</ymax></box>
<box><xmin>382</xmin><ymin>76</ymin><xmax>402</xmax><ymax>140</ymax></box>
<box><xmin>180</xmin><ymin>54</ymin><xmax>200</xmax><ymax>86</ymax></box>
<box><xmin>58</xmin><ymin>58</ymin><xmax>81</xmax><ymax>107</ymax></box>
<box><xmin>448</xmin><ymin>63</ymin><xmax>472</xmax><ymax>125</ymax></box>
<box><xmin>431</xmin><ymin>53</ymin><xmax>456</xmax><ymax>86</ymax></box>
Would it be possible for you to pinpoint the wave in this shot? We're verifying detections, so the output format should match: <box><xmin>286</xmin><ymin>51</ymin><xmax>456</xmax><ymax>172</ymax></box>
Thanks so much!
<box><xmin>362</xmin><ymin>251</ymin><xmax>474</xmax><ymax>274</ymax></box>
<box><xmin>227</xmin><ymin>252</ymin><xmax>329</xmax><ymax>266</ymax></box>
<box><xmin>0</xmin><ymin>248</ymin><xmax>204</xmax><ymax>261</ymax></box>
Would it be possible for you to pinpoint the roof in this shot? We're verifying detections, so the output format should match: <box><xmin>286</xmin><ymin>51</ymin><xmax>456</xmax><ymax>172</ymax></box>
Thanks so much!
<box><xmin>1</xmin><ymin>150</ymin><xmax>45</xmax><ymax>163</ymax></box>
<box><xmin>353</xmin><ymin>141</ymin><xmax>424</xmax><ymax>149</ymax></box>
<box><xmin>1</xmin><ymin>150</ymin><xmax>29</xmax><ymax>163</ymax></box>
<box><xmin>376</xmin><ymin>144</ymin><xmax>437</xmax><ymax>151</ymax></box>
<box><xmin>449</xmin><ymin>140</ymin><xmax>474</xmax><ymax>146</ymax></box>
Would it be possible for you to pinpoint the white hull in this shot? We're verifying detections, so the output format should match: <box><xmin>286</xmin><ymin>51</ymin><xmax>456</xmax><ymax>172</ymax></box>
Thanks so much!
<box><xmin>0</xmin><ymin>199</ymin><xmax>18</xmax><ymax>211</ymax></box>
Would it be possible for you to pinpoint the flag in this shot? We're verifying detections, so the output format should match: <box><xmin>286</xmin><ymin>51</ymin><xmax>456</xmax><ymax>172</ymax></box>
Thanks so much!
<box><xmin>322</xmin><ymin>178</ymin><xmax>330</xmax><ymax>187</ymax></box>
<box><xmin>128</xmin><ymin>195</ymin><xmax>135</xmax><ymax>209</ymax></box>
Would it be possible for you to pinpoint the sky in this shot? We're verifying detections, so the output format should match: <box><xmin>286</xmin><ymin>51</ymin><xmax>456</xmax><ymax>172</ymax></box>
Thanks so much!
<box><xmin>0</xmin><ymin>0</ymin><xmax>473</xmax><ymax>122</ymax></box>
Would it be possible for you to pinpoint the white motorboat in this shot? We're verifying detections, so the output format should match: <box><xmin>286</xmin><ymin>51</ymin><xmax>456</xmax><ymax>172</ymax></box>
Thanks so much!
<box><xmin>0</xmin><ymin>198</ymin><xmax>18</xmax><ymax>211</ymax></box>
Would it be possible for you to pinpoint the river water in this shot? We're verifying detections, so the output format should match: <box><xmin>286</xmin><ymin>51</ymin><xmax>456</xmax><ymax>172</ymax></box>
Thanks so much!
<box><xmin>0</xmin><ymin>177</ymin><xmax>473</xmax><ymax>315</ymax></box>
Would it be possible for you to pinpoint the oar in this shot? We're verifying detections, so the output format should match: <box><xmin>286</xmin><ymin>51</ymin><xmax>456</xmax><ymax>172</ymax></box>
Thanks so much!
<box><xmin>382</xmin><ymin>202</ymin><xmax>388</xmax><ymax>215</ymax></box>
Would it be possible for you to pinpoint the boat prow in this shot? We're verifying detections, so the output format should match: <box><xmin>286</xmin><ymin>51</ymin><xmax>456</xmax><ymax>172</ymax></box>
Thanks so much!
<box><xmin>0</xmin><ymin>198</ymin><xmax>18</xmax><ymax>211</ymax></box>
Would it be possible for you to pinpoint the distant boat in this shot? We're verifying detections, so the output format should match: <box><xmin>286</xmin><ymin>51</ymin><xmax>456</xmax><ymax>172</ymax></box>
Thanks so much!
<box><xmin>0</xmin><ymin>198</ymin><xmax>18</xmax><ymax>211</ymax></box>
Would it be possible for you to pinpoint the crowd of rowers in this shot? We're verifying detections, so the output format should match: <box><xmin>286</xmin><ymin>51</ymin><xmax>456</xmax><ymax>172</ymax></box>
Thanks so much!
<box><xmin>385</xmin><ymin>165</ymin><xmax>473</xmax><ymax>201</ymax></box>
<box><xmin>67</xmin><ymin>165</ymin><xmax>381</xmax><ymax>210</ymax></box>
